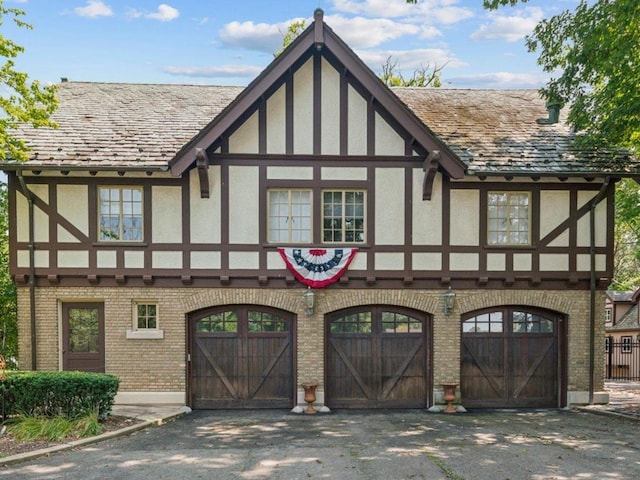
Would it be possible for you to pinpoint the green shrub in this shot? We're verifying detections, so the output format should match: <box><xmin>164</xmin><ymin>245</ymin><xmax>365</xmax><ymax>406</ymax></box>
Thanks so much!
<box><xmin>1</xmin><ymin>371</ymin><xmax>119</xmax><ymax>420</ymax></box>
<box><xmin>9</xmin><ymin>416</ymin><xmax>72</xmax><ymax>442</ymax></box>
<box><xmin>8</xmin><ymin>411</ymin><xmax>104</xmax><ymax>441</ymax></box>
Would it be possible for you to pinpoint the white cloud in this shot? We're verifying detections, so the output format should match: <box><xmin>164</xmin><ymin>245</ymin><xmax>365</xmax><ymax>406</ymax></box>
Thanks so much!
<box><xmin>73</xmin><ymin>1</ymin><xmax>113</xmax><ymax>18</ymax></box>
<box><xmin>219</xmin><ymin>18</ymin><xmax>307</xmax><ymax>53</ymax></box>
<box><xmin>333</xmin><ymin>0</ymin><xmax>417</xmax><ymax>18</ymax></box>
<box><xmin>358</xmin><ymin>48</ymin><xmax>466</xmax><ymax>73</ymax></box>
<box><xmin>146</xmin><ymin>4</ymin><xmax>179</xmax><ymax>22</ymax></box>
<box><xmin>219</xmin><ymin>14</ymin><xmax>426</xmax><ymax>53</ymax></box>
<box><xmin>327</xmin><ymin>15</ymin><xmax>421</xmax><ymax>48</ymax></box>
<box><xmin>162</xmin><ymin>64</ymin><xmax>264</xmax><ymax>78</ymax></box>
<box><xmin>470</xmin><ymin>7</ymin><xmax>544</xmax><ymax>43</ymax></box>
<box><xmin>332</xmin><ymin>0</ymin><xmax>473</xmax><ymax>25</ymax></box>
<box><xmin>445</xmin><ymin>71</ymin><xmax>547</xmax><ymax>89</ymax></box>
<box><xmin>127</xmin><ymin>4</ymin><xmax>179</xmax><ymax>22</ymax></box>
<box><xmin>419</xmin><ymin>25</ymin><xmax>442</xmax><ymax>40</ymax></box>
<box><xmin>125</xmin><ymin>8</ymin><xmax>142</xmax><ymax>19</ymax></box>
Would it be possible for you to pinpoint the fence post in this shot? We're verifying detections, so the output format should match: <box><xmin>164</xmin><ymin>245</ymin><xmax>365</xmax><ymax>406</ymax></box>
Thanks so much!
<box><xmin>606</xmin><ymin>336</ymin><xmax>613</xmax><ymax>379</ymax></box>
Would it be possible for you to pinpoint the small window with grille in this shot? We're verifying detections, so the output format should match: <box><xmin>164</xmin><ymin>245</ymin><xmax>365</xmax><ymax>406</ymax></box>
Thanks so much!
<box><xmin>126</xmin><ymin>301</ymin><xmax>163</xmax><ymax>339</ymax></box>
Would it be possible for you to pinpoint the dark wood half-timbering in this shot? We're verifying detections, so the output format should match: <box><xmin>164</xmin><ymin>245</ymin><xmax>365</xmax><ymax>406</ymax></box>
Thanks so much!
<box><xmin>2</xmin><ymin>9</ymin><xmax>638</xmax><ymax>410</ymax></box>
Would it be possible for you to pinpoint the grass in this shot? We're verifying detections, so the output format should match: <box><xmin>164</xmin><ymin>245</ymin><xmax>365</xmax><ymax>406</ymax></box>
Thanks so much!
<box><xmin>7</xmin><ymin>411</ymin><xmax>104</xmax><ymax>442</ymax></box>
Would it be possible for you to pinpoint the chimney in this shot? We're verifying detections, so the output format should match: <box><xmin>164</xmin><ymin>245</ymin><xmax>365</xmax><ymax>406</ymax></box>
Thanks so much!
<box><xmin>536</xmin><ymin>99</ymin><xmax>562</xmax><ymax>125</ymax></box>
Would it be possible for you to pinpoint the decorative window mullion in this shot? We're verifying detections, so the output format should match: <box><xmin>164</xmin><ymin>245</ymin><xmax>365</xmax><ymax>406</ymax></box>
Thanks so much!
<box><xmin>487</xmin><ymin>191</ymin><xmax>531</xmax><ymax>246</ymax></box>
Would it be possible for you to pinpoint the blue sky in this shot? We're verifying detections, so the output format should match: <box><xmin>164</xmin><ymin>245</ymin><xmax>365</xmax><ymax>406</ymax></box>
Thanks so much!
<box><xmin>4</xmin><ymin>0</ymin><xmax>578</xmax><ymax>88</ymax></box>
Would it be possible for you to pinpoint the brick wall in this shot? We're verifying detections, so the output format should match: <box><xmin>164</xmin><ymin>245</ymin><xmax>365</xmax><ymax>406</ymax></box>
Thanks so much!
<box><xmin>16</xmin><ymin>286</ymin><xmax>605</xmax><ymax>396</ymax></box>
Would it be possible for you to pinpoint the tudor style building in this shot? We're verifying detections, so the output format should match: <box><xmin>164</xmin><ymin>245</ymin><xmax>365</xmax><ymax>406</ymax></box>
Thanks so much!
<box><xmin>3</xmin><ymin>10</ymin><xmax>637</xmax><ymax>409</ymax></box>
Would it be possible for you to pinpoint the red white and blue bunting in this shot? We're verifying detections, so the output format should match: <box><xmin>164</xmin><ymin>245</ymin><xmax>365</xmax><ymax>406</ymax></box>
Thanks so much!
<box><xmin>278</xmin><ymin>248</ymin><xmax>358</xmax><ymax>288</ymax></box>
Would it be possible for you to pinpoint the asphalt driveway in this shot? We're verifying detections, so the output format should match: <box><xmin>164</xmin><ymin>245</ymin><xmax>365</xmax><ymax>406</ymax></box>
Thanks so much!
<box><xmin>2</xmin><ymin>408</ymin><xmax>639</xmax><ymax>480</ymax></box>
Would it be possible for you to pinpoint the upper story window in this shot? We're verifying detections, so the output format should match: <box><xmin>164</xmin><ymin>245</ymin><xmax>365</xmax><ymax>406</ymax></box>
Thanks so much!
<box><xmin>267</xmin><ymin>188</ymin><xmax>366</xmax><ymax>245</ymax></box>
<box><xmin>268</xmin><ymin>189</ymin><xmax>312</xmax><ymax>243</ymax></box>
<box><xmin>99</xmin><ymin>186</ymin><xmax>143</xmax><ymax>241</ymax></box>
<box><xmin>487</xmin><ymin>191</ymin><xmax>530</xmax><ymax>246</ymax></box>
<box><xmin>323</xmin><ymin>190</ymin><xmax>365</xmax><ymax>244</ymax></box>
<box><xmin>605</xmin><ymin>308</ymin><xmax>612</xmax><ymax>324</ymax></box>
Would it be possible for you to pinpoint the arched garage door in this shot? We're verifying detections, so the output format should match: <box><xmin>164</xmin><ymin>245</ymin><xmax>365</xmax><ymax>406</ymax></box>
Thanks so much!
<box><xmin>461</xmin><ymin>307</ymin><xmax>565</xmax><ymax>408</ymax></box>
<box><xmin>188</xmin><ymin>306</ymin><xmax>294</xmax><ymax>409</ymax></box>
<box><xmin>326</xmin><ymin>306</ymin><xmax>431</xmax><ymax>409</ymax></box>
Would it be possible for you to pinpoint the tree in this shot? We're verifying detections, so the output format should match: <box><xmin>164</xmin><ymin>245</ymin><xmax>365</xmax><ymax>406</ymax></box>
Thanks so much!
<box><xmin>274</xmin><ymin>20</ymin><xmax>307</xmax><ymax>58</ymax></box>
<box><xmin>0</xmin><ymin>0</ymin><xmax>57</xmax><ymax>367</ymax></box>
<box><xmin>611</xmin><ymin>178</ymin><xmax>640</xmax><ymax>290</ymax></box>
<box><xmin>0</xmin><ymin>0</ymin><xmax>58</xmax><ymax>161</ymax></box>
<box><xmin>521</xmin><ymin>1</ymin><xmax>639</xmax><ymax>152</ymax></box>
<box><xmin>411</xmin><ymin>1</ymin><xmax>640</xmax><ymax>152</ymax></box>
<box><xmin>0</xmin><ymin>180</ymin><xmax>17</xmax><ymax>368</ymax></box>
<box><xmin>379</xmin><ymin>56</ymin><xmax>444</xmax><ymax>87</ymax></box>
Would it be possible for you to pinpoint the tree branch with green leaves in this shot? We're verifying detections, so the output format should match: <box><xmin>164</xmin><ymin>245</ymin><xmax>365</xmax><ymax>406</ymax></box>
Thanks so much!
<box><xmin>0</xmin><ymin>0</ymin><xmax>58</xmax><ymax>161</ymax></box>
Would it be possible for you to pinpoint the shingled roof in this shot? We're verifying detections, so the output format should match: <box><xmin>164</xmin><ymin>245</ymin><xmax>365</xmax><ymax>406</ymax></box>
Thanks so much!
<box><xmin>607</xmin><ymin>304</ymin><xmax>640</xmax><ymax>332</ymax></box>
<box><xmin>3</xmin><ymin>82</ymin><xmax>244</xmax><ymax>172</ymax></box>
<box><xmin>395</xmin><ymin>88</ymin><xmax>638</xmax><ymax>177</ymax></box>
<box><xmin>2</xmin><ymin>80</ymin><xmax>638</xmax><ymax>177</ymax></box>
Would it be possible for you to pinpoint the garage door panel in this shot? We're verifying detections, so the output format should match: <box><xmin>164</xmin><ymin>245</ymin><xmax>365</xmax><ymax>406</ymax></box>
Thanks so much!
<box><xmin>190</xmin><ymin>307</ymin><xmax>294</xmax><ymax>409</ymax></box>
<box><xmin>248</xmin><ymin>336</ymin><xmax>292</xmax><ymax>399</ymax></box>
<box><xmin>461</xmin><ymin>308</ymin><xmax>561</xmax><ymax>408</ymax></box>
<box><xmin>327</xmin><ymin>337</ymin><xmax>375</xmax><ymax>401</ymax></box>
<box><xmin>326</xmin><ymin>307</ymin><xmax>430</xmax><ymax>409</ymax></box>
<box><xmin>381</xmin><ymin>338</ymin><xmax>425</xmax><ymax>401</ymax></box>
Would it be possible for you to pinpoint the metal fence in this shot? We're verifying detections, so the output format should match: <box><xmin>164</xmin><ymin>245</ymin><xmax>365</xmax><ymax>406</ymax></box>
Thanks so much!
<box><xmin>605</xmin><ymin>337</ymin><xmax>640</xmax><ymax>380</ymax></box>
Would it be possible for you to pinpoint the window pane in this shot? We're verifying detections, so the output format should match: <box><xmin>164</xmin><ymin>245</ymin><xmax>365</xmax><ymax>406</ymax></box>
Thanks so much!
<box><xmin>322</xmin><ymin>190</ymin><xmax>365</xmax><ymax>244</ymax></box>
<box><xmin>98</xmin><ymin>187</ymin><xmax>143</xmax><ymax>242</ymax></box>
<box><xmin>68</xmin><ymin>308</ymin><xmax>99</xmax><ymax>353</ymax></box>
<box><xmin>268</xmin><ymin>189</ymin><xmax>312</xmax><ymax>243</ymax></box>
<box><xmin>488</xmin><ymin>192</ymin><xmax>530</xmax><ymax>246</ymax></box>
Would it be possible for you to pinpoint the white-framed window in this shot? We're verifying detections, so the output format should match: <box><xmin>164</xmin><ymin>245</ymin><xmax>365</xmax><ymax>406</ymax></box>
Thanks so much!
<box><xmin>605</xmin><ymin>308</ymin><xmax>612</xmax><ymax>324</ymax></box>
<box><xmin>487</xmin><ymin>192</ymin><xmax>531</xmax><ymax>245</ymax></box>
<box><xmin>487</xmin><ymin>191</ymin><xmax>530</xmax><ymax>246</ymax></box>
<box><xmin>136</xmin><ymin>303</ymin><xmax>157</xmax><ymax>329</ymax></box>
<box><xmin>322</xmin><ymin>190</ymin><xmax>366</xmax><ymax>244</ymax></box>
<box><xmin>98</xmin><ymin>186</ymin><xmax>143</xmax><ymax>241</ymax></box>
<box><xmin>622</xmin><ymin>335</ymin><xmax>633</xmax><ymax>353</ymax></box>
<box><xmin>126</xmin><ymin>301</ymin><xmax>163</xmax><ymax>339</ymax></box>
<box><xmin>267</xmin><ymin>189</ymin><xmax>312</xmax><ymax>243</ymax></box>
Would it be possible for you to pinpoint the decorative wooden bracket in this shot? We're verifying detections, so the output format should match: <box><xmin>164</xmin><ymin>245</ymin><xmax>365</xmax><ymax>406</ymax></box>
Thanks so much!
<box><xmin>422</xmin><ymin>150</ymin><xmax>440</xmax><ymax>201</ymax></box>
<box><xmin>196</xmin><ymin>148</ymin><xmax>210</xmax><ymax>199</ymax></box>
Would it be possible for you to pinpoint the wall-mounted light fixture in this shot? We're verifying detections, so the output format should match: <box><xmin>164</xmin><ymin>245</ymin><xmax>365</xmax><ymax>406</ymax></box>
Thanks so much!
<box><xmin>443</xmin><ymin>287</ymin><xmax>456</xmax><ymax>316</ymax></box>
<box><xmin>303</xmin><ymin>287</ymin><xmax>315</xmax><ymax>315</ymax></box>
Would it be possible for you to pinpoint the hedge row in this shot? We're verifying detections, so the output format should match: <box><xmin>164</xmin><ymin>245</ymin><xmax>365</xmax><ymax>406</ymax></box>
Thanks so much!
<box><xmin>1</xmin><ymin>371</ymin><xmax>119</xmax><ymax>420</ymax></box>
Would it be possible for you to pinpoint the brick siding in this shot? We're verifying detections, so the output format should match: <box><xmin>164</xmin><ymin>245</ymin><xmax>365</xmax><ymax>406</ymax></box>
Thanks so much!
<box><xmin>16</xmin><ymin>286</ymin><xmax>604</xmax><ymax>395</ymax></box>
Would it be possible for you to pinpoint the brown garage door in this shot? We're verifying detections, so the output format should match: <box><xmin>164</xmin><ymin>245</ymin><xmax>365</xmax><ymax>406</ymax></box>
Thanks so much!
<box><xmin>461</xmin><ymin>307</ymin><xmax>564</xmax><ymax>408</ymax></box>
<box><xmin>189</xmin><ymin>306</ymin><xmax>294</xmax><ymax>409</ymax></box>
<box><xmin>326</xmin><ymin>306</ymin><xmax>430</xmax><ymax>409</ymax></box>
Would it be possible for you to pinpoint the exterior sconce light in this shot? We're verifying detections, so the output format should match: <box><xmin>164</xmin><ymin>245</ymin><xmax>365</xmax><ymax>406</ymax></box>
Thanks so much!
<box><xmin>443</xmin><ymin>287</ymin><xmax>456</xmax><ymax>316</ymax></box>
<box><xmin>304</xmin><ymin>287</ymin><xmax>315</xmax><ymax>315</ymax></box>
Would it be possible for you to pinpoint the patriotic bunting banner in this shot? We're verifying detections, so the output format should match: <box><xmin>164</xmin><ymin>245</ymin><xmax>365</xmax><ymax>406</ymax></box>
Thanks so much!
<box><xmin>278</xmin><ymin>248</ymin><xmax>358</xmax><ymax>288</ymax></box>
